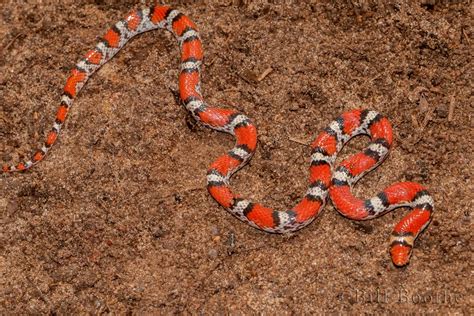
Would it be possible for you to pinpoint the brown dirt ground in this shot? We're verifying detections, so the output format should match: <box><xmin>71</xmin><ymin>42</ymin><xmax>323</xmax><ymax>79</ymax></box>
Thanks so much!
<box><xmin>0</xmin><ymin>0</ymin><xmax>472</xmax><ymax>314</ymax></box>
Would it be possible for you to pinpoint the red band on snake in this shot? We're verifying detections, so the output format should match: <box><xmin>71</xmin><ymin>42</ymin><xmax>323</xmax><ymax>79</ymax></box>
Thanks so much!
<box><xmin>1</xmin><ymin>6</ymin><xmax>433</xmax><ymax>266</ymax></box>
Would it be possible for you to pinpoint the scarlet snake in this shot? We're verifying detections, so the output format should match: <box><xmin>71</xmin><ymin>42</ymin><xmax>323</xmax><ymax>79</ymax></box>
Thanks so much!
<box><xmin>1</xmin><ymin>6</ymin><xmax>434</xmax><ymax>266</ymax></box>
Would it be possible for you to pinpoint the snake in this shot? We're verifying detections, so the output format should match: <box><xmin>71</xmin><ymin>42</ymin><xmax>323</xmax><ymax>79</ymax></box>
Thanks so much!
<box><xmin>1</xmin><ymin>5</ymin><xmax>434</xmax><ymax>266</ymax></box>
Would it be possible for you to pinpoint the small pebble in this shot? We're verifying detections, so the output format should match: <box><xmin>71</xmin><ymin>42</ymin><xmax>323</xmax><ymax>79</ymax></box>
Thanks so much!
<box><xmin>210</xmin><ymin>226</ymin><xmax>220</xmax><ymax>236</ymax></box>
<box><xmin>208</xmin><ymin>249</ymin><xmax>218</xmax><ymax>259</ymax></box>
<box><xmin>436</xmin><ymin>105</ymin><xmax>449</xmax><ymax>118</ymax></box>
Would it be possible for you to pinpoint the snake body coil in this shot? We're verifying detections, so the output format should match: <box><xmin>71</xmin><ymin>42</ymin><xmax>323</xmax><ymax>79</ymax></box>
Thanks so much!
<box><xmin>2</xmin><ymin>6</ymin><xmax>433</xmax><ymax>266</ymax></box>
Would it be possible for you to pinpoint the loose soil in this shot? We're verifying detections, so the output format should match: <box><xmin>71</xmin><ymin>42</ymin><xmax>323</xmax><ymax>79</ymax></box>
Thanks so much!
<box><xmin>0</xmin><ymin>0</ymin><xmax>472</xmax><ymax>313</ymax></box>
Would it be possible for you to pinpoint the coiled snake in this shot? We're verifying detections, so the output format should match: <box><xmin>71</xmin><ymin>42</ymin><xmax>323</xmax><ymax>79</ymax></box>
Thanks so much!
<box><xmin>1</xmin><ymin>6</ymin><xmax>434</xmax><ymax>266</ymax></box>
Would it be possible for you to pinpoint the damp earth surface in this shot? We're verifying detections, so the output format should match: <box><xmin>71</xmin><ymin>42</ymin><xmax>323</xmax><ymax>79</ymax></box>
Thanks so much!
<box><xmin>0</xmin><ymin>0</ymin><xmax>471</xmax><ymax>313</ymax></box>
